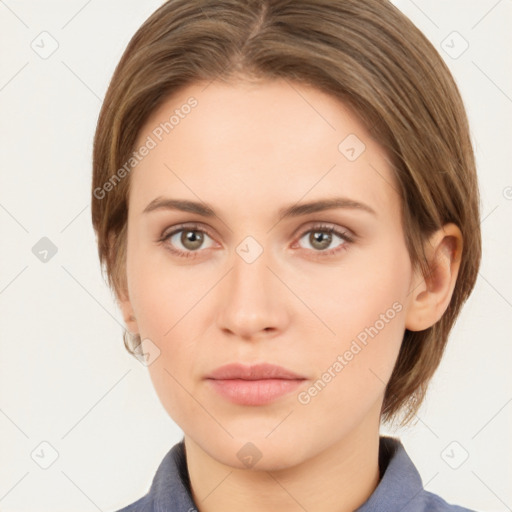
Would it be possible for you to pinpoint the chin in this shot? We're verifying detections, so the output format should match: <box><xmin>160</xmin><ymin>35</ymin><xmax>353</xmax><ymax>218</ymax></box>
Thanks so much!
<box><xmin>204</xmin><ymin>435</ymin><xmax>308</xmax><ymax>471</ymax></box>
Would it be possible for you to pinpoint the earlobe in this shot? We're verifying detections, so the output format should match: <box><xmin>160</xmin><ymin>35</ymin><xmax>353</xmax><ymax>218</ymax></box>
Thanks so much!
<box><xmin>405</xmin><ymin>223</ymin><xmax>463</xmax><ymax>332</ymax></box>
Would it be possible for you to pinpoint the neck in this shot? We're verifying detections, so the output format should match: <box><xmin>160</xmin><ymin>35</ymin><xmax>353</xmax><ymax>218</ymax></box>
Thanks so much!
<box><xmin>184</xmin><ymin>417</ymin><xmax>382</xmax><ymax>512</ymax></box>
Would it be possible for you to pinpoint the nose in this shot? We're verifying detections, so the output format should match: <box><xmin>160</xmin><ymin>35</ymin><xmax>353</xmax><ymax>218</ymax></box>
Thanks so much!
<box><xmin>215</xmin><ymin>240</ymin><xmax>290</xmax><ymax>341</ymax></box>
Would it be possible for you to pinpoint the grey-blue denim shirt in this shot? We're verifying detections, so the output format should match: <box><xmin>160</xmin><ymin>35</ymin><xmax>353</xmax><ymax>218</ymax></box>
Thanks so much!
<box><xmin>114</xmin><ymin>436</ymin><xmax>477</xmax><ymax>512</ymax></box>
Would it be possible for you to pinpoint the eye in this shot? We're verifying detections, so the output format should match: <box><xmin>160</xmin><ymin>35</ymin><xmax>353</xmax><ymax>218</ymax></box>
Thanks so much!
<box><xmin>159</xmin><ymin>224</ymin><xmax>215</xmax><ymax>258</ymax></box>
<box><xmin>295</xmin><ymin>224</ymin><xmax>354</xmax><ymax>257</ymax></box>
<box><xmin>158</xmin><ymin>222</ymin><xmax>354</xmax><ymax>259</ymax></box>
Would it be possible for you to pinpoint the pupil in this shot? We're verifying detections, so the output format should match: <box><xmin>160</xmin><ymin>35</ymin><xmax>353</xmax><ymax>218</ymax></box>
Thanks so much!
<box><xmin>183</xmin><ymin>230</ymin><xmax>203</xmax><ymax>249</ymax></box>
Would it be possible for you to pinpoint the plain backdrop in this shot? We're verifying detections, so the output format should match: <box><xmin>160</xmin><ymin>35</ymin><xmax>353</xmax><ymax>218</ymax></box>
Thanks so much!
<box><xmin>0</xmin><ymin>1</ymin><xmax>511</xmax><ymax>511</ymax></box>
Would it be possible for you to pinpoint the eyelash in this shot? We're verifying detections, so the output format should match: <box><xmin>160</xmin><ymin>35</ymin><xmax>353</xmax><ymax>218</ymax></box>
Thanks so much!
<box><xmin>158</xmin><ymin>223</ymin><xmax>355</xmax><ymax>259</ymax></box>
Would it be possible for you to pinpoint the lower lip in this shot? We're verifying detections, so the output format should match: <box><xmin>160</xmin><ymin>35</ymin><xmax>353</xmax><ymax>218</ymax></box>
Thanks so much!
<box><xmin>206</xmin><ymin>378</ymin><xmax>305</xmax><ymax>406</ymax></box>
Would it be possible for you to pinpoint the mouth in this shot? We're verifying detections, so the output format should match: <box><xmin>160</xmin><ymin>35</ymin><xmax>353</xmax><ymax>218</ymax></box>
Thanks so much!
<box><xmin>205</xmin><ymin>363</ymin><xmax>307</xmax><ymax>406</ymax></box>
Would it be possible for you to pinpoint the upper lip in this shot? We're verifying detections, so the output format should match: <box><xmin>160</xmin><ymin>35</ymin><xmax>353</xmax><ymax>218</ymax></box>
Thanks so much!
<box><xmin>206</xmin><ymin>363</ymin><xmax>306</xmax><ymax>380</ymax></box>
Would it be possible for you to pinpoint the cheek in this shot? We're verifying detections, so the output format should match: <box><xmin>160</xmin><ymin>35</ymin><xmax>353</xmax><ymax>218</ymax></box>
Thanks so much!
<box><xmin>298</xmin><ymin>241</ymin><xmax>411</xmax><ymax>393</ymax></box>
<box><xmin>126</xmin><ymin>239</ymin><xmax>194</xmax><ymax>336</ymax></box>
<box><xmin>294</xmin><ymin>290</ymin><xmax>407</xmax><ymax>436</ymax></box>
<box><xmin>295</xmin><ymin>238</ymin><xmax>411</xmax><ymax>340</ymax></box>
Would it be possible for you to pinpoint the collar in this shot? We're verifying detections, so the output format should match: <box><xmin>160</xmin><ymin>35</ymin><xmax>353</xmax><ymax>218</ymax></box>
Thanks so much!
<box><xmin>123</xmin><ymin>435</ymin><xmax>470</xmax><ymax>512</ymax></box>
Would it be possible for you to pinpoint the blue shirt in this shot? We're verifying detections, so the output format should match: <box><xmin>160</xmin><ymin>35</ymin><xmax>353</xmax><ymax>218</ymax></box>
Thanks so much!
<box><xmin>114</xmin><ymin>436</ymin><xmax>477</xmax><ymax>512</ymax></box>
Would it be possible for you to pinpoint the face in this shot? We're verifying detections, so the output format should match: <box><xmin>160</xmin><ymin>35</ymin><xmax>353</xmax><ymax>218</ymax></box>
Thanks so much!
<box><xmin>121</xmin><ymin>78</ymin><xmax>418</xmax><ymax>470</ymax></box>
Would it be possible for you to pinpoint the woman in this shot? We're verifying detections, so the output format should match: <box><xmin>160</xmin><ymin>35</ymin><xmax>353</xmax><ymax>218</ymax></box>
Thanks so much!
<box><xmin>91</xmin><ymin>1</ymin><xmax>481</xmax><ymax>510</ymax></box>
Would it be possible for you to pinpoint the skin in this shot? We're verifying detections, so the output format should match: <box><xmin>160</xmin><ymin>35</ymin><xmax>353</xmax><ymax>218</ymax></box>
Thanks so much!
<box><xmin>118</xmin><ymin>78</ymin><xmax>462</xmax><ymax>512</ymax></box>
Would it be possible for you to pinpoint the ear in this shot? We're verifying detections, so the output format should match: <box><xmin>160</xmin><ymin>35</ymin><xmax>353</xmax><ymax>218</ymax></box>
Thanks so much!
<box><xmin>405</xmin><ymin>223</ymin><xmax>463</xmax><ymax>332</ymax></box>
<box><xmin>116</xmin><ymin>284</ymin><xmax>139</xmax><ymax>335</ymax></box>
<box><xmin>108</xmin><ymin>231</ymin><xmax>140</xmax><ymax>335</ymax></box>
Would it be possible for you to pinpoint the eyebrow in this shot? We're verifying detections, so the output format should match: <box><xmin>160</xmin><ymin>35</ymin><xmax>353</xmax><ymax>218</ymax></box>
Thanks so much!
<box><xmin>142</xmin><ymin>196</ymin><xmax>376</xmax><ymax>218</ymax></box>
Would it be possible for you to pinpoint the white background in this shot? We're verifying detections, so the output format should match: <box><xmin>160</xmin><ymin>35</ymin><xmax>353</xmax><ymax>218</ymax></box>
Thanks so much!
<box><xmin>0</xmin><ymin>1</ymin><xmax>511</xmax><ymax>511</ymax></box>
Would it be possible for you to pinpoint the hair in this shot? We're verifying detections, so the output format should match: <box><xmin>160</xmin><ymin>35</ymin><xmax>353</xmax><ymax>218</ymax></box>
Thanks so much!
<box><xmin>91</xmin><ymin>0</ymin><xmax>481</xmax><ymax>426</ymax></box>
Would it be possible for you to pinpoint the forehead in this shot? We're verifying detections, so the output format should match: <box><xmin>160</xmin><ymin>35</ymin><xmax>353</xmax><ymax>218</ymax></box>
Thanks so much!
<box><xmin>129</xmin><ymin>79</ymin><xmax>399</xmax><ymax>221</ymax></box>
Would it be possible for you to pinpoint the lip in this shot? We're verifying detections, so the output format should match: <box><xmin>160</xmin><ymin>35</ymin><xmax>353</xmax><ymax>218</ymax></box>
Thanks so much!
<box><xmin>205</xmin><ymin>363</ymin><xmax>307</xmax><ymax>406</ymax></box>
<box><xmin>206</xmin><ymin>363</ymin><xmax>306</xmax><ymax>380</ymax></box>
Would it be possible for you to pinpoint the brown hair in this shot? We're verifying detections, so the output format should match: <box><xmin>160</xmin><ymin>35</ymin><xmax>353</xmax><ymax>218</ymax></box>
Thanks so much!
<box><xmin>91</xmin><ymin>0</ymin><xmax>481</xmax><ymax>426</ymax></box>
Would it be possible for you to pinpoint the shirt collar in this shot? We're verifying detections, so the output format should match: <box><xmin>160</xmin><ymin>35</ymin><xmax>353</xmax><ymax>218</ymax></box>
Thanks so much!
<box><xmin>354</xmin><ymin>435</ymin><xmax>425</xmax><ymax>511</ymax></box>
<box><xmin>145</xmin><ymin>435</ymin><xmax>426</xmax><ymax>512</ymax></box>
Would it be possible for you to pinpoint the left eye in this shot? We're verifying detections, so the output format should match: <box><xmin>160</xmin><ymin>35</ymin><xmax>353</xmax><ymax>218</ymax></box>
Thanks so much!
<box><xmin>296</xmin><ymin>226</ymin><xmax>352</xmax><ymax>254</ymax></box>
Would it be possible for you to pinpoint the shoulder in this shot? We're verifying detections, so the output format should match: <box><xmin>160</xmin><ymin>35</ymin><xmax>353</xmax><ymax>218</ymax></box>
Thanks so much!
<box><xmin>112</xmin><ymin>495</ymin><xmax>153</xmax><ymax>512</ymax></box>
<box><xmin>417</xmin><ymin>490</ymin><xmax>478</xmax><ymax>512</ymax></box>
<box><xmin>110</xmin><ymin>439</ymin><xmax>194</xmax><ymax>512</ymax></box>
<box><xmin>360</xmin><ymin>436</ymin><xmax>479</xmax><ymax>512</ymax></box>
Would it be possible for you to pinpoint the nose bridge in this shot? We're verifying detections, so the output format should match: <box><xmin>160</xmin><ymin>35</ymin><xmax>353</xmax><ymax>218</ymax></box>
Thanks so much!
<box><xmin>230</xmin><ymin>234</ymin><xmax>273</xmax><ymax>304</ymax></box>
<box><xmin>216</xmin><ymin>233</ymin><xmax>287</xmax><ymax>338</ymax></box>
<box><xmin>232</xmin><ymin>236</ymin><xmax>271</xmax><ymax>295</ymax></box>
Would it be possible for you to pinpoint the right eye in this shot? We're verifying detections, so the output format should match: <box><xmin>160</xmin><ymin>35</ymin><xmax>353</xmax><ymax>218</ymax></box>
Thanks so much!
<box><xmin>159</xmin><ymin>224</ymin><xmax>216</xmax><ymax>258</ymax></box>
